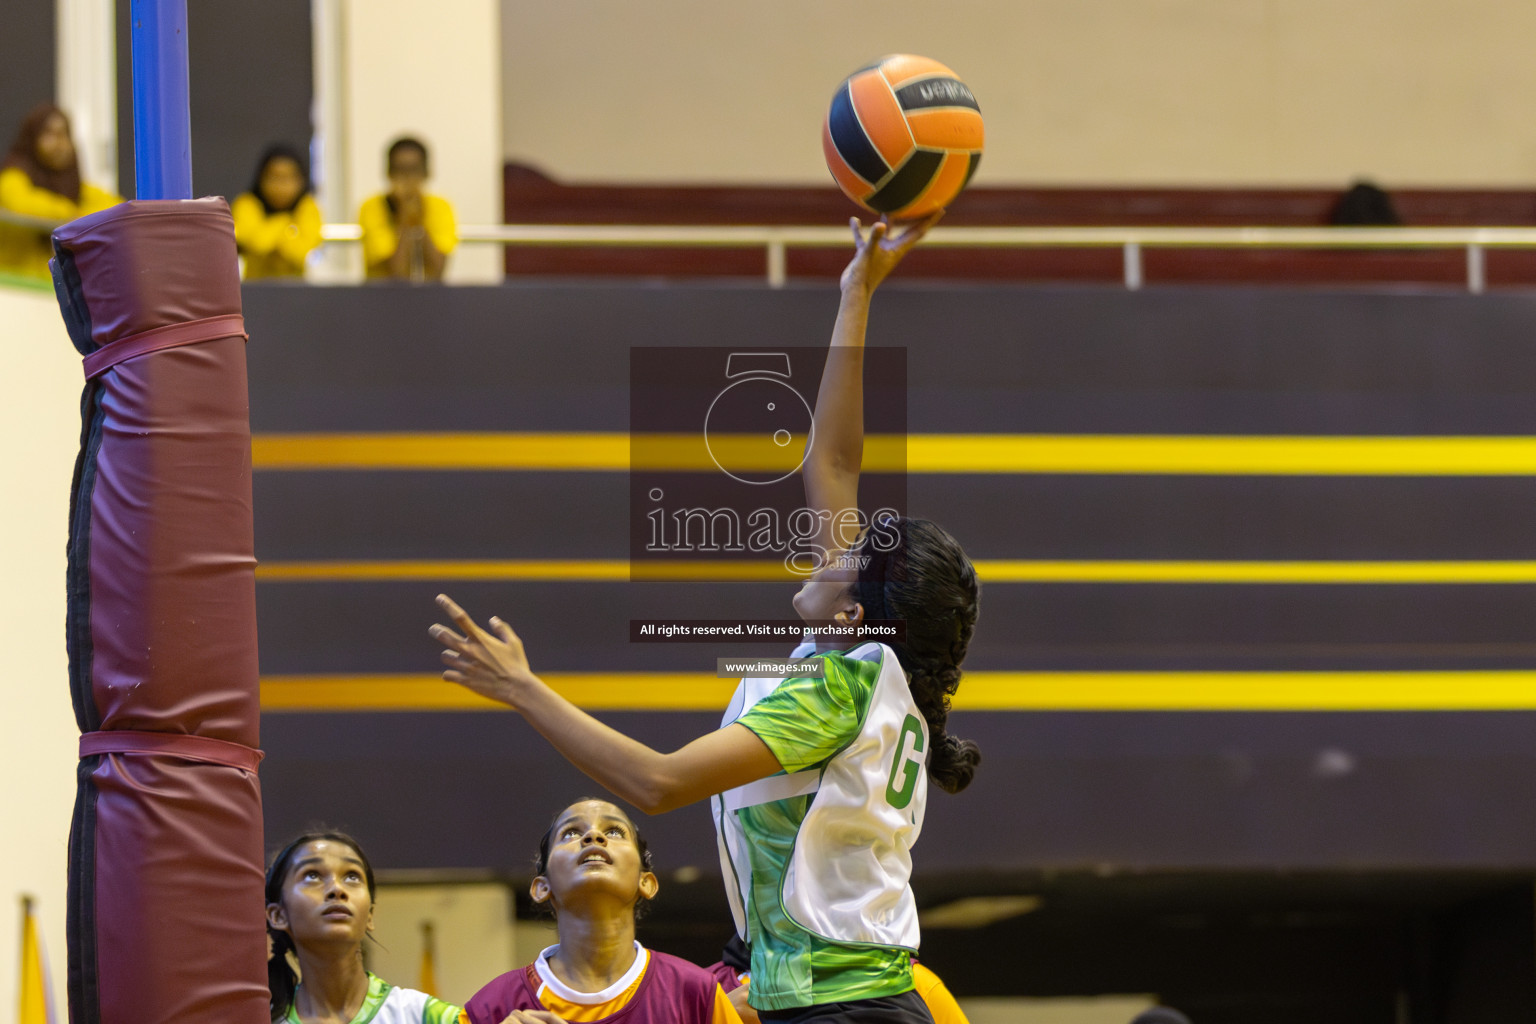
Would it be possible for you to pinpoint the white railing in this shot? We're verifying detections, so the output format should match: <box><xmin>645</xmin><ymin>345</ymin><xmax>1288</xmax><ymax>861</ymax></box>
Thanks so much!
<box><xmin>0</xmin><ymin>209</ymin><xmax>69</xmax><ymax>232</ymax></box>
<box><xmin>320</xmin><ymin>222</ymin><xmax>1536</xmax><ymax>292</ymax></box>
<box><xmin>8</xmin><ymin>208</ymin><xmax>1534</xmax><ymax>292</ymax></box>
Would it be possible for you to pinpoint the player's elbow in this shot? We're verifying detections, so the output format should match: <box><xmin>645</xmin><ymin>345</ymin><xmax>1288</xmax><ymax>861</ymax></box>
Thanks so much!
<box><xmin>645</xmin><ymin>791</ymin><xmax>690</xmax><ymax>815</ymax></box>
<box><xmin>803</xmin><ymin>454</ymin><xmax>859</xmax><ymax>491</ymax></box>
<box><xmin>629</xmin><ymin>782</ymin><xmax>680</xmax><ymax>816</ymax></box>
<box><xmin>628</xmin><ymin>766</ymin><xmax>695</xmax><ymax>815</ymax></box>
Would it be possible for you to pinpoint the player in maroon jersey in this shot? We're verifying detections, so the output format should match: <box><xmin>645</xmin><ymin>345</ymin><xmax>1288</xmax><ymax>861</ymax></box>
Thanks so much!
<box><xmin>461</xmin><ymin>799</ymin><xmax>740</xmax><ymax>1024</ymax></box>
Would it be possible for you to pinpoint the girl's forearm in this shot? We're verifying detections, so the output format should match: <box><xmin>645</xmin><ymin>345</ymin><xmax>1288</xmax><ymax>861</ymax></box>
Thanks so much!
<box><xmin>807</xmin><ymin>283</ymin><xmax>872</xmax><ymax>480</ymax></box>
<box><xmin>433</xmin><ymin>595</ymin><xmax>778</xmax><ymax>812</ymax></box>
<box><xmin>505</xmin><ymin>676</ymin><xmax>781</xmax><ymax>815</ymax></box>
<box><xmin>510</xmin><ymin>677</ymin><xmax>678</xmax><ymax>812</ymax></box>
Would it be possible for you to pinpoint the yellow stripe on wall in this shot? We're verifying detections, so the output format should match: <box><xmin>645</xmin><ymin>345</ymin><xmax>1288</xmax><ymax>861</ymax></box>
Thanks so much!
<box><xmin>907</xmin><ymin>435</ymin><xmax>1536</xmax><ymax>476</ymax></box>
<box><xmin>260</xmin><ymin>670</ymin><xmax>1536</xmax><ymax>712</ymax></box>
<box><xmin>258</xmin><ymin>560</ymin><xmax>636</xmax><ymax>582</ymax></box>
<box><xmin>253</xmin><ymin>433</ymin><xmax>632</xmax><ymax>471</ymax></box>
<box><xmin>251</xmin><ymin>432</ymin><xmax>1536</xmax><ymax>475</ymax></box>
<box><xmin>956</xmin><ymin>670</ymin><xmax>1536</xmax><ymax>711</ymax></box>
<box><xmin>261</xmin><ymin>673</ymin><xmax>739</xmax><ymax>711</ymax></box>
<box><xmin>976</xmin><ymin>560</ymin><xmax>1536</xmax><ymax>584</ymax></box>
<box><xmin>255</xmin><ymin>559</ymin><xmax>1536</xmax><ymax>585</ymax></box>
<box><xmin>251</xmin><ymin>433</ymin><xmax>908</xmax><ymax>471</ymax></box>
<box><xmin>257</xmin><ymin>559</ymin><xmax>811</xmax><ymax>582</ymax></box>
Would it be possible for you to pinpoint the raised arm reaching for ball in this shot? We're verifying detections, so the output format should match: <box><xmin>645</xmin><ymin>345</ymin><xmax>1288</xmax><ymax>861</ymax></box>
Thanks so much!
<box><xmin>433</xmin><ymin>211</ymin><xmax>981</xmax><ymax>1021</ymax></box>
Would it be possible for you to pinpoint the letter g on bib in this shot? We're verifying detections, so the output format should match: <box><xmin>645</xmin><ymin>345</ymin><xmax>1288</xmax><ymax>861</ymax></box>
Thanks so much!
<box><xmin>885</xmin><ymin>714</ymin><xmax>925</xmax><ymax>810</ymax></box>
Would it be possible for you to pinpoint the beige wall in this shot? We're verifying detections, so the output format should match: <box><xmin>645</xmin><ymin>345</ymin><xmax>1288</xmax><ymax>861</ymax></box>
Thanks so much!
<box><xmin>366</xmin><ymin>883</ymin><xmax>517</xmax><ymax>1007</ymax></box>
<box><xmin>0</xmin><ymin>281</ymin><xmax>89</xmax><ymax>1019</ymax></box>
<box><xmin>501</xmin><ymin>0</ymin><xmax>1536</xmax><ymax>187</ymax></box>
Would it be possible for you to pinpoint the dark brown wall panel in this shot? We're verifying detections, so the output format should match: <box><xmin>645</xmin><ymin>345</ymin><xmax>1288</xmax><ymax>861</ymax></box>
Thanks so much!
<box><xmin>245</xmin><ymin>281</ymin><xmax>1536</xmax><ymax>871</ymax></box>
<box><xmin>0</xmin><ymin>5</ymin><xmax>54</xmax><ymax>155</ymax></box>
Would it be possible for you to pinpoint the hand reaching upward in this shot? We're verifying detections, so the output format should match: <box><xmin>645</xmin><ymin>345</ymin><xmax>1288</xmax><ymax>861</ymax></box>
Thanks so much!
<box><xmin>430</xmin><ymin>593</ymin><xmax>536</xmax><ymax>708</ymax></box>
<box><xmin>840</xmin><ymin>210</ymin><xmax>943</xmax><ymax>294</ymax></box>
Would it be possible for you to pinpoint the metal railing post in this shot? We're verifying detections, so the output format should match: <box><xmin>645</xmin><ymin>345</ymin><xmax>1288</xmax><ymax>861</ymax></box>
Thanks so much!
<box><xmin>1123</xmin><ymin>241</ymin><xmax>1143</xmax><ymax>290</ymax></box>
<box><xmin>1467</xmin><ymin>243</ymin><xmax>1486</xmax><ymax>294</ymax></box>
<box><xmin>766</xmin><ymin>233</ymin><xmax>787</xmax><ymax>289</ymax></box>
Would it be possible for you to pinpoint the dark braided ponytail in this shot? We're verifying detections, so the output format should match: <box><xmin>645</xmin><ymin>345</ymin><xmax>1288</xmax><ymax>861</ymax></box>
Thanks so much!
<box><xmin>265</xmin><ymin>831</ymin><xmax>377</xmax><ymax>1022</ymax></box>
<box><xmin>854</xmin><ymin>516</ymin><xmax>981</xmax><ymax>794</ymax></box>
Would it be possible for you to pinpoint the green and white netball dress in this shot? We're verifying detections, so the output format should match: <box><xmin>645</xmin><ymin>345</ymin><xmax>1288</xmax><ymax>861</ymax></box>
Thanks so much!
<box><xmin>712</xmin><ymin>640</ymin><xmax>929</xmax><ymax>1011</ymax></box>
<box><xmin>282</xmin><ymin>974</ymin><xmax>461</xmax><ymax>1024</ymax></box>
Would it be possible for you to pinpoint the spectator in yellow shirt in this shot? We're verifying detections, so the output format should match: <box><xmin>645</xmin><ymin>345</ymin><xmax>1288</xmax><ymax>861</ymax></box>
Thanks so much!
<box><xmin>0</xmin><ymin>103</ymin><xmax>121</xmax><ymax>278</ymax></box>
<box><xmin>358</xmin><ymin>136</ymin><xmax>456</xmax><ymax>282</ymax></box>
<box><xmin>231</xmin><ymin>144</ymin><xmax>322</xmax><ymax>280</ymax></box>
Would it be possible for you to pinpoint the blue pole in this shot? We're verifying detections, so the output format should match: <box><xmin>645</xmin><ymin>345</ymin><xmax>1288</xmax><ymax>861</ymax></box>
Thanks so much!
<box><xmin>130</xmin><ymin>0</ymin><xmax>193</xmax><ymax>200</ymax></box>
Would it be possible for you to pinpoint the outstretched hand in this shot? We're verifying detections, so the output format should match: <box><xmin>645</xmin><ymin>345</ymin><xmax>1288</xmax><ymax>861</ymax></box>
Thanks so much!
<box><xmin>840</xmin><ymin>209</ymin><xmax>943</xmax><ymax>294</ymax></box>
<box><xmin>429</xmin><ymin>594</ymin><xmax>535</xmax><ymax>707</ymax></box>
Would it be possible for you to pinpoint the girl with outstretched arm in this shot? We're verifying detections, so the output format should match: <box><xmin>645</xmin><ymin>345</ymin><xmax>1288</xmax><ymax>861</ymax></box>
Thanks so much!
<box><xmin>433</xmin><ymin>213</ymin><xmax>979</xmax><ymax>1024</ymax></box>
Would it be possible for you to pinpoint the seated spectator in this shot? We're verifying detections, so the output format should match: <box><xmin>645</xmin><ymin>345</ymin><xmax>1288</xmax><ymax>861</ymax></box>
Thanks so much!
<box><xmin>231</xmin><ymin>143</ymin><xmax>322</xmax><ymax>280</ymax></box>
<box><xmin>358</xmin><ymin>136</ymin><xmax>456</xmax><ymax>282</ymax></box>
<box><xmin>1330</xmin><ymin>180</ymin><xmax>1402</xmax><ymax>226</ymax></box>
<box><xmin>0</xmin><ymin>103</ymin><xmax>121</xmax><ymax>278</ymax></box>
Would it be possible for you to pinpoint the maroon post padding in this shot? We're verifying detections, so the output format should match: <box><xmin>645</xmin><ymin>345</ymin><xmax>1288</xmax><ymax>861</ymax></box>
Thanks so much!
<box><xmin>52</xmin><ymin>198</ymin><xmax>266</xmax><ymax>1024</ymax></box>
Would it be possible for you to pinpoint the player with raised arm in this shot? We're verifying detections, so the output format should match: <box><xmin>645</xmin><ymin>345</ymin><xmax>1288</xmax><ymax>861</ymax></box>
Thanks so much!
<box><xmin>432</xmin><ymin>212</ymin><xmax>980</xmax><ymax>1023</ymax></box>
